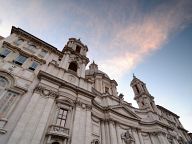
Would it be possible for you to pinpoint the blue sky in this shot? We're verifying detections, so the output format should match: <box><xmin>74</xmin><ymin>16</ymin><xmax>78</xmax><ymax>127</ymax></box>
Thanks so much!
<box><xmin>0</xmin><ymin>0</ymin><xmax>192</xmax><ymax>131</ymax></box>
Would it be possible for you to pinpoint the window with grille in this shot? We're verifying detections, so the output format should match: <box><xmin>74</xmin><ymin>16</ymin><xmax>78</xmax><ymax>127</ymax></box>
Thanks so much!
<box><xmin>39</xmin><ymin>49</ymin><xmax>48</xmax><ymax>57</ymax></box>
<box><xmin>0</xmin><ymin>48</ymin><xmax>11</xmax><ymax>58</ymax></box>
<box><xmin>29</xmin><ymin>61</ymin><xmax>39</xmax><ymax>71</ymax></box>
<box><xmin>0</xmin><ymin>76</ymin><xmax>19</xmax><ymax>118</ymax></box>
<box><xmin>56</xmin><ymin>108</ymin><xmax>68</xmax><ymax>127</ymax></box>
<box><xmin>15</xmin><ymin>38</ymin><xmax>24</xmax><ymax>45</ymax></box>
<box><xmin>13</xmin><ymin>54</ymin><xmax>27</xmax><ymax>66</ymax></box>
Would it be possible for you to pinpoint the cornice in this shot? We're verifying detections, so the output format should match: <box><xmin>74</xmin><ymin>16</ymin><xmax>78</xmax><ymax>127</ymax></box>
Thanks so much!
<box><xmin>157</xmin><ymin>105</ymin><xmax>179</xmax><ymax>118</ymax></box>
<box><xmin>139</xmin><ymin>120</ymin><xmax>174</xmax><ymax>131</ymax></box>
<box><xmin>92</xmin><ymin>100</ymin><xmax>140</xmax><ymax>123</ymax></box>
<box><xmin>11</xmin><ymin>26</ymin><xmax>63</xmax><ymax>56</ymax></box>
<box><xmin>3</xmin><ymin>41</ymin><xmax>46</xmax><ymax>64</ymax></box>
<box><xmin>177</xmin><ymin>126</ymin><xmax>188</xmax><ymax>132</ymax></box>
<box><xmin>37</xmin><ymin>70</ymin><xmax>96</xmax><ymax>100</ymax></box>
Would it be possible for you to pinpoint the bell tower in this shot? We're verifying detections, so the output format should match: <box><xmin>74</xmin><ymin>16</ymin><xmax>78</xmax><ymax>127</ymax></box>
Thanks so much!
<box><xmin>60</xmin><ymin>38</ymin><xmax>89</xmax><ymax>78</ymax></box>
<box><xmin>130</xmin><ymin>75</ymin><xmax>158</xmax><ymax>113</ymax></box>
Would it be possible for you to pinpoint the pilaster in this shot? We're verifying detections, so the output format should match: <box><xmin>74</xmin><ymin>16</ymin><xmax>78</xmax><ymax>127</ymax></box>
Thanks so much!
<box><xmin>7</xmin><ymin>92</ymin><xmax>40</xmax><ymax>144</ymax></box>
<box><xmin>132</xmin><ymin>128</ymin><xmax>140</xmax><ymax>144</ymax></box>
<box><xmin>109</xmin><ymin>120</ymin><xmax>117</xmax><ymax>144</ymax></box>
<box><xmin>30</xmin><ymin>96</ymin><xmax>55</xmax><ymax>144</ymax></box>
<box><xmin>105</xmin><ymin>121</ymin><xmax>110</xmax><ymax>144</ymax></box>
<box><xmin>116</xmin><ymin>123</ymin><xmax>121</xmax><ymax>144</ymax></box>
<box><xmin>138</xmin><ymin>130</ymin><xmax>144</xmax><ymax>144</ymax></box>
<box><xmin>101</xmin><ymin>121</ymin><xmax>106</xmax><ymax>144</ymax></box>
<box><xmin>71</xmin><ymin>100</ymin><xmax>92</xmax><ymax>144</ymax></box>
<box><xmin>7</xmin><ymin>85</ymin><xmax>58</xmax><ymax>144</ymax></box>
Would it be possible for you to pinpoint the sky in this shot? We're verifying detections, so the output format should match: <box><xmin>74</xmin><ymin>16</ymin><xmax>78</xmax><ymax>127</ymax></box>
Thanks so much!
<box><xmin>0</xmin><ymin>0</ymin><xmax>192</xmax><ymax>131</ymax></box>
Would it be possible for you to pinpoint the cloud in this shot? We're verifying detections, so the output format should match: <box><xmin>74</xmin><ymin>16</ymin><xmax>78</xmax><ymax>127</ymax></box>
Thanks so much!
<box><xmin>93</xmin><ymin>0</ymin><xmax>192</xmax><ymax>80</ymax></box>
<box><xmin>0</xmin><ymin>0</ymin><xmax>191</xmax><ymax>80</ymax></box>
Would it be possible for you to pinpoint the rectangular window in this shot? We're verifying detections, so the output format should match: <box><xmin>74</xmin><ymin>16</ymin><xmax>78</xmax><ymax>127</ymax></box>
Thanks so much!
<box><xmin>28</xmin><ymin>61</ymin><xmax>38</xmax><ymax>71</ymax></box>
<box><xmin>0</xmin><ymin>48</ymin><xmax>11</xmax><ymax>58</ymax></box>
<box><xmin>56</xmin><ymin>108</ymin><xmax>68</xmax><ymax>127</ymax></box>
<box><xmin>25</xmin><ymin>44</ymin><xmax>37</xmax><ymax>53</ymax></box>
<box><xmin>13</xmin><ymin>55</ymin><xmax>27</xmax><ymax>66</ymax></box>
<box><xmin>135</xmin><ymin>85</ymin><xmax>140</xmax><ymax>94</ymax></box>
<box><xmin>105</xmin><ymin>87</ymin><xmax>109</xmax><ymax>93</ymax></box>
<box><xmin>39</xmin><ymin>49</ymin><xmax>47</xmax><ymax>57</ymax></box>
<box><xmin>0</xmin><ymin>90</ymin><xmax>18</xmax><ymax>118</ymax></box>
<box><xmin>76</xmin><ymin>45</ymin><xmax>81</xmax><ymax>53</ymax></box>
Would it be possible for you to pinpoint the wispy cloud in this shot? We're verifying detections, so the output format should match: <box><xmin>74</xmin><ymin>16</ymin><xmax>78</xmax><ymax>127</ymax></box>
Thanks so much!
<box><xmin>0</xmin><ymin>0</ymin><xmax>192</xmax><ymax>80</ymax></box>
<box><xmin>93</xmin><ymin>0</ymin><xmax>192</xmax><ymax>80</ymax></box>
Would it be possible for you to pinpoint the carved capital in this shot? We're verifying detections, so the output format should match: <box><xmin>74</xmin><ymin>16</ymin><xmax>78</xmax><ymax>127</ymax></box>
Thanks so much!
<box><xmin>150</xmin><ymin>132</ymin><xmax>158</xmax><ymax>136</ymax></box>
<box><xmin>75</xmin><ymin>100</ymin><xmax>92</xmax><ymax>110</ymax></box>
<box><xmin>34</xmin><ymin>85</ymin><xmax>59</xmax><ymax>98</ymax></box>
<box><xmin>121</xmin><ymin>130</ymin><xmax>135</xmax><ymax>144</ymax></box>
<box><xmin>91</xmin><ymin>139</ymin><xmax>100</xmax><ymax>144</ymax></box>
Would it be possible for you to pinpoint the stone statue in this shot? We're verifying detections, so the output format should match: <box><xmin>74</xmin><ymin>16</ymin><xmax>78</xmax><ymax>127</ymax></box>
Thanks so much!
<box><xmin>121</xmin><ymin>130</ymin><xmax>135</xmax><ymax>144</ymax></box>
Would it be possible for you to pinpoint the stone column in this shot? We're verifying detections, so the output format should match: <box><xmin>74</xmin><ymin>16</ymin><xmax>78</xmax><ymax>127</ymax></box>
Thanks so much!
<box><xmin>109</xmin><ymin>121</ymin><xmax>117</xmax><ymax>144</ymax></box>
<box><xmin>138</xmin><ymin>130</ymin><xmax>144</xmax><ymax>144</ymax></box>
<box><xmin>101</xmin><ymin>121</ymin><xmax>106</xmax><ymax>144</ymax></box>
<box><xmin>132</xmin><ymin>128</ymin><xmax>140</xmax><ymax>144</ymax></box>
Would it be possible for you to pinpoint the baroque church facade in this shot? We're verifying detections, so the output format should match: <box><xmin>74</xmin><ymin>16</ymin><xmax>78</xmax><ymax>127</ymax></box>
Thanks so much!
<box><xmin>0</xmin><ymin>26</ymin><xmax>191</xmax><ymax>144</ymax></box>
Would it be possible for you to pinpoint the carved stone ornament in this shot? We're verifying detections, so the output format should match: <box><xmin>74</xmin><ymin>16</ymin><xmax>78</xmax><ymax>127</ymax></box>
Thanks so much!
<box><xmin>167</xmin><ymin>134</ymin><xmax>174</xmax><ymax>144</ymax></box>
<box><xmin>75</xmin><ymin>100</ymin><xmax>92</xmax><ymax>110</ymax></box>
<box><xmin>91</xmin><ymin>139</ymin><xmax>100</xmax><ymax>144</ymax></box>
<box><xmin>121</xmin><ymin>130</ymin><xmax>135</xmax><ymax>144</ymax></box>
<box><xmin>34</xmin><ymin>86</ymin><xmax>59</xmax><ymax>98</ymax></box>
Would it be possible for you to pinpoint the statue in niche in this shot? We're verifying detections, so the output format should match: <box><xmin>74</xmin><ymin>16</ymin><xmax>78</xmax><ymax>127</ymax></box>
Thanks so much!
<box><xmin>121</xmin><ymin>130</ymin><xmax>135</xmax><ymax>144</ymax></box>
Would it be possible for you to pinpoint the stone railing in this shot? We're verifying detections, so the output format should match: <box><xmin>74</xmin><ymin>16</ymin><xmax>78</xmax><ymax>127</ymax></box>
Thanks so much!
<box><xmin>47</xmin><ymin>124</ymin><xmax>69</xmax><ymax>137</ymax></box>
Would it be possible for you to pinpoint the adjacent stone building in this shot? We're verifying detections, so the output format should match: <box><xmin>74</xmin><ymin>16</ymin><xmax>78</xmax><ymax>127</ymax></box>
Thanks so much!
<box><xmin>0</xmin><ymin>26</ymin><xmax>191</xmax><ymax>144</ymax></box>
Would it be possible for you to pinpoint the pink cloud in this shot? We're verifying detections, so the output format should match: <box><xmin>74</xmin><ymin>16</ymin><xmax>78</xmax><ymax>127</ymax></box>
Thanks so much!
<box><xmin>96</xmin><ymin>0</ymin><xmax>192</xmax><ymax>80</ymax></box>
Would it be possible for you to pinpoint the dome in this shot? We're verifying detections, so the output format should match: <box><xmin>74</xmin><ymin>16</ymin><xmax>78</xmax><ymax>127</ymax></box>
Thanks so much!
<box><xmin>85</xmin><ymin>69</ymin><xmax>110</xmax><ymax>79</ymax></box>
<box><xmin>85</xmin><ymin>61</ymin><xmax>110</xmax><ymax>79</ymax></box>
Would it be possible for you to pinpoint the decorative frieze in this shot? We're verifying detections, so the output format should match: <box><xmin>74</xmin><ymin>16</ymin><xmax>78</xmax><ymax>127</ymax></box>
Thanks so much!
<box><xmin>121</xmin><ymin>130</ymin><xmax>135</xmax><ymax>144</ymax></box>
<box><xmin>34</xmin><ymin>85</ymin><xmax>59</xmax><ymax>98</ymax></box>
<box><xmin>91</xmin><ymin>139</ymin><xmax>100</xmax><ymax>144</ymax></box>
<box><xmin>74</xmin><ymin>100</ymin><xmax>92</xmax><ymax>110</ymax></box>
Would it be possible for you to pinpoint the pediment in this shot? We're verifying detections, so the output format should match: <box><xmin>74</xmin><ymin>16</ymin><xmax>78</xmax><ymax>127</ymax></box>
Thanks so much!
<box><xmin>110</xmin><ymin>105</ymin><xmax>140</xmax><ymax>120</ymax></box>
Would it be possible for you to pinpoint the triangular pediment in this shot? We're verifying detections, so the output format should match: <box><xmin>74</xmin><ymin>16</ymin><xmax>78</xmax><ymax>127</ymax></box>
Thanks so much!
<box><xmin>110</xmin><ymin>105</ymin><xmax>140</xmax><ymax>120</ymax></box>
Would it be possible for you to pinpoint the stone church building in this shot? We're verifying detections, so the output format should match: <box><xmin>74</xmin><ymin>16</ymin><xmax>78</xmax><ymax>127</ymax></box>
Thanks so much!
<box><xmin>0</xmin><ymin>26</ymin><xmax>191</xmax><ymax>144</ymax></box>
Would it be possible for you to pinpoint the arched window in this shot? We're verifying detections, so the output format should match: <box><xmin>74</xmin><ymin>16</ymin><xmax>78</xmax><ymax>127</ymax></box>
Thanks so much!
<box><xmin>75</xmin><ymin>45</ymin><xmax>81</xmax><ymax>53</ymax></box>
<box><xmin>15</xmin><ymin>38</ymin><xmax>24</xmax><ymax>45</ymax></box>
<box><xmin>0</xmin><ymin>76</ymin><xmax>9</xmax><ymax>93</ymax></box>
<box><xmin>68</xmin><ymin>62</ymin><xmax>78</xmax><ymax>72</ymax></box>
<box><xmin>0</xmin><ymin>76</ymin><xmax>19</xmax><ymax>118</ymax></box>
